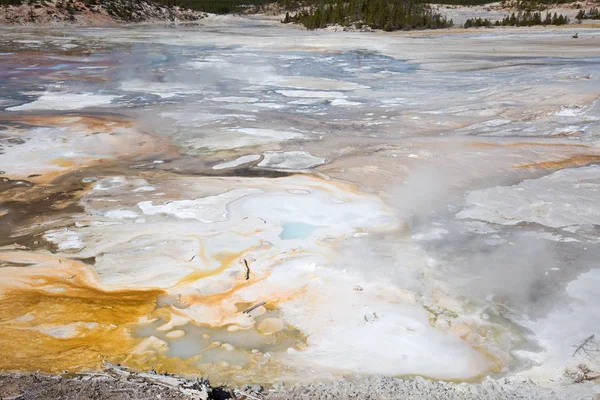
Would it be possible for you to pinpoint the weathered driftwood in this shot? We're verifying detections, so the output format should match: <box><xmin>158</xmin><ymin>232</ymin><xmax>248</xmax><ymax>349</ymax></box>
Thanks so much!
<box><xmin>242</xmin><ymin>301</ymin><xmax>266</xmax><ymax>314</ymax></box>
<box><xmin>102</xmin><ymin>361</ymin><xmax>209</xmax><ymax>400</ymax></box>
<box><xmin>235</xmin><ymin>389</ymin><xmax>263</xmax><ymax>400</ymax></box>
<box><xmin>244</xmin><ymin>259</ymin><xmax>250</xmax><ymax>280</ymax></box>
<box><xmin>103</xmin><ymin>361</ymin><xmax>130</xmax><ymax>376</ymax></box>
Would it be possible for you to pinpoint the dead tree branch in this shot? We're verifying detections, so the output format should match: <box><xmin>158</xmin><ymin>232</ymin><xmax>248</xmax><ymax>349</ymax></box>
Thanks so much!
<box><xmin>242</xmin><ymin>301</ymin><xmax>265</xmax><ymax>314</ymax></box>
<box><xmin>573</xmin><ymin>334</ymin><xmax>598</xmax><ymax>358</ymax></box>
<box><xmin>573</xmin><ymin>334</ymin><xmax>595</xmax><ymax>356</ymax></box>
<box><xmin>244</xmin><ymin>259</ymin><xmax>250</xmax><ymax>280</ymax></box>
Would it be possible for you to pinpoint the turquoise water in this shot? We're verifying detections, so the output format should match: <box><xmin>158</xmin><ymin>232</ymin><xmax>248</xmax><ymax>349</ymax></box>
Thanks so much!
<box><xmin>279</xmin><ymin>222</ymin><xmax>321</xmax><ymax>240</ymax></box>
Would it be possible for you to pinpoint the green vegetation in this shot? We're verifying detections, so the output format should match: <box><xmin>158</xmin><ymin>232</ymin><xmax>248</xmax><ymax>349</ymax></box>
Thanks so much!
<box><xmin>576</xmin><ymin>7</ymin><xmax>600</xmax><ymax>20</ymax></box>
<box><xmin>464</xmin><ymin>11</ymin><xmax>569</xmax><ymax>27</ymax></box>
<box><xmin>502</xmin><ymin>0</ymin><xmax>579</xmax><ymax>12</ymax></box>
<box><xmin>283</xmin><ymin>0</ymin><xmax>453</xmax><ymax>30</ymax></box>
<box><xmin>427</xmin><ymin>0</ymin><xmax>586</xmax><ymax>11</ymax></box>
<box><xmin>388</xmin><ymin>0</ymin><xmax>580</xmax><ymax>7</ymax></box>
<box><xmin>498</xmin><ymin>10</ymin><xmax>569</xmax><ymax>25</ymax></box>
<box><xmin>463</xmin><ymin>17</ymin><xmax>492</xmax><ymax>27</ymax></box>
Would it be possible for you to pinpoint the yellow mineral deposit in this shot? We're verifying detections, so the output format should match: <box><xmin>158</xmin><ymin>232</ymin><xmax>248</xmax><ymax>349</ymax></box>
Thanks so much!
<box><xmin>0</xmin><ymin>252</ymin><xmax>164</xmax><ymax>372</ymax></box>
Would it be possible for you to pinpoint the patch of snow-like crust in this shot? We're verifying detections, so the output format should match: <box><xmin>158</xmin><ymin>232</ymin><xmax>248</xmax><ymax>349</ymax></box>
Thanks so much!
<box><xmin>517</xmin><ymin>269</ymin><xmax>600</xmax><ymax>382</ymax></box>
<box><xmin>44</xmin><ymin>229</ymin><xmax>84</xmax><ymax>251</ymax></box>
<box><xmin>331</xmin><ymin>98</ymin><xmax>361</xmax><ymax>106</ymax></box>
<box><xmin>276</xmin><ymin>90</ymin><xmax>347</xmax><ymax>99</ymax></box>
<box><xmin>257</xmin><ymin>151</ymin><xmax>327</xmax><ymax>170</ymax></box>
<box><xmin>224</xmin><ymin>127</ymin><xmax>303</xmax><ymax>140</ymax></box>
<box><xmin>120</xmin><ymin>80</ymin><xmax>203</xmax><ymax>98</ymax></box>
<box><xmin>8</xmin><ymin>92</ymin><xmax>118</xmax><ymax>111</ymax></box>
<box><xmin>457</xmin><ymin>166</ymin><xmax>600</xmax><ymax>228</ymax></box>
<box><xmin>212</xmin><ymin>155</ymin><xmax>261</xmax><ymax>170</ymax></box>
<box><xmin>138</xmin><ymin>188</ymin><xmax>263</xmax><ymax>222</ymax></box>
<box><xmin>279</xmin><ymin>266</ymin><xmax>490</xmax><ymax>379</ymax></box>
<box><xmin>211</xmin><ymin>96</ymin><xmax>259</xmax><ymax>103</ymax></box>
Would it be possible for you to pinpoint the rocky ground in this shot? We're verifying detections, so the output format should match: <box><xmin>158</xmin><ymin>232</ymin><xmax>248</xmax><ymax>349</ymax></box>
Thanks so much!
<box><xmin>0</xmin><ymin>373</ymin><xmax>192</xmax><ymax>400</ymax></box>
<box><xmin>1</xmin><ymin>369</ymin><xmax>598</xmax><ymax>400</ymax></box>
<box><xmin>0</xmin><ymin>0</ymin><xmax>205</xmax><ymax>26</ymax></box>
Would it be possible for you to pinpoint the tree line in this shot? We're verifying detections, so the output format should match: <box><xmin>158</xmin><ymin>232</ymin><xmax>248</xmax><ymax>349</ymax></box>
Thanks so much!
<box><xmin>465</xmin><ymin>11</ymin><xmax>569</xmax><ymax>27</ymax></box>
<box><xmin>499</xmin><ymin>10</ymin><xmax>569</xmax><ymax>25</ymax></box>
<box><xmin>576</xmin><ymin>8</ymin><xmax>600</xmax><ymax>20</ymax></box>
<box><xmin>283</xmin><ymin>0</ymin><xmax>453</xmax><ymax>30</ymax></box>
<box><xmin>500</xmin><ymin>0</ymin><xmax>579</xmax><ymax>12</ymax></box>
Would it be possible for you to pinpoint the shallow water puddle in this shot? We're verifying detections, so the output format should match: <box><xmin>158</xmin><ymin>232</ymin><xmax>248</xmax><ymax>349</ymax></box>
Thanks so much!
<box><xmin>279</xmin><ymin>222</ymin><xmax>322</xmax><ymax>240</ymax></box>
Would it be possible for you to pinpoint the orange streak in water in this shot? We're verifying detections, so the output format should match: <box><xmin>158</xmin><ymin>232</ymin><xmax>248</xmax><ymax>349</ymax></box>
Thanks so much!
<box><xmin>515</xmin><ymin>154</ymin><xmax>600</xmax><ymax>170</ymax></box>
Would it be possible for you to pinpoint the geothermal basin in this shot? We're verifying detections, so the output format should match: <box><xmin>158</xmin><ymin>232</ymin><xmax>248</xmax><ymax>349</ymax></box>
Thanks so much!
<box><xmin>0</xmin><ymin>18</ymin><xmax>600</xmax><ymax>393</ymax></box>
